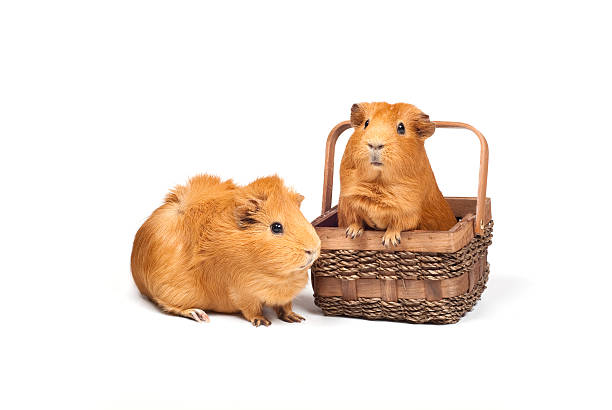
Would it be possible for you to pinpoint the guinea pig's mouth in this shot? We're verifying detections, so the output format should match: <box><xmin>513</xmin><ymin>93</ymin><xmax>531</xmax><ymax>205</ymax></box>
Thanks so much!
<box><xmin>369</xmin><ymin>153</ymin><xmax>383</xmax><ymax>167</ymax></box>
<box><xmin>297</xmin><ymin>254</ymin><xmax>318</xmax><ymax>270</ymax></box>
<box><xmin>298</xmin><ymin>261</ymin><xmax>314</xmax><ymax>270</ymax></box>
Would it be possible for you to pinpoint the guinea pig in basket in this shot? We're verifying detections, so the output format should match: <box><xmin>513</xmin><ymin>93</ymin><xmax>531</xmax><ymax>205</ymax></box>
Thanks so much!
<box><xmin>131</xmin><ymin>174</ymin><xmax>321</xmax><ymax>326</ymax></box>
<box><xmin>338</xmin><ymin>102</ymin><xmax>457</xmax><ymax>247</ymax></box>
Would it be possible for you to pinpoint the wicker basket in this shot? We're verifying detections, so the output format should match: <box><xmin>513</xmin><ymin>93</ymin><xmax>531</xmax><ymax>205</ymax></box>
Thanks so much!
<box><xmin>311</xmin><ymin>120</ymin><xmax>493</xmax><ymax>324</ymax></box>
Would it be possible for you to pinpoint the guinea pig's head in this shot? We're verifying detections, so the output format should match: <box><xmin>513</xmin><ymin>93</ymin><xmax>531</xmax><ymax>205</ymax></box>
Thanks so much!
<box><xmin>232</xmin><ymin>175</ymin><xmax>321</xmax><ymax>275</ymax></box>
<box><xmin>347</xmin><ymin>102</ymin><xmax>435</xmax><ymax>182</ymax></box>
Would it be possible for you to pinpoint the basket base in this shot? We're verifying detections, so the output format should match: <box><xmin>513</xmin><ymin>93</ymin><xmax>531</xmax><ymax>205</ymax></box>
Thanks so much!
<box><xmin>314</xmin><ymin>264</ymin><xmax>489</xmax><ymax>324</ymax></box>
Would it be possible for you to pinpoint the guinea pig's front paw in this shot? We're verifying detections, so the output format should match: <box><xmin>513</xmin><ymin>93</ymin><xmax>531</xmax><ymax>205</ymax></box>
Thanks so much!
<box><xmin>251</xmin><ymin>316</ymin><xmax>271</xmax><ymax>327</ymax></box>
<box><xmin>345</xmin><ymin>224</ymin><xmax>364</xmax><ymax>239</ymax></box>
<box><xmin>382</xmin><ymin>230</ymin><xmax>402</xmax><ymax>247</ymax></box>
<box><xmin>278</xmin><ymin>311</ymin><xmax>305</xmax><ymax>323</ymax></box>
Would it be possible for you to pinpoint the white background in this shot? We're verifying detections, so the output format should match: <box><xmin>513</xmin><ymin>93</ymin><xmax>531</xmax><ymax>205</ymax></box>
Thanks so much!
<box><xmin>1</xmin><ymin>1</ymin><xmax>611</xmax><ymax>409</ymax></box>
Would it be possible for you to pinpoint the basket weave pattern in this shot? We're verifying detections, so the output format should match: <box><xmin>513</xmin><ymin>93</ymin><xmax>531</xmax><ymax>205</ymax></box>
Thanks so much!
<box><xmin>312</xmin><ymin>221</ymin><xmax>493</xmax><ymax>324</ymax></box>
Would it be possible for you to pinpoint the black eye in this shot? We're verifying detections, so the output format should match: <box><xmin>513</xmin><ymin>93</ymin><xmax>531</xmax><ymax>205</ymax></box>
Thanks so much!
<box><xmin>364</xmin><ymin>119</ymin><xmax>369</xmax><ymax>129</ymax></box>
<box><xmin>397</xmin><ymin>122</ymin><xmax>405</xmax><ymax>135</ymax></box>
<box><xmin>270</xmin><ymin>222</ymin><xmax>283</xmax><ymax>234</ymax></box>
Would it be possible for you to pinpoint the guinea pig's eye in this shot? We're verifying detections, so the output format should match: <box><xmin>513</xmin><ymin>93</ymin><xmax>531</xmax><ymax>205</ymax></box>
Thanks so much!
<box><xmin>397</xmin><ymin>122</ymin><xmax>405</xmax><ymax>135</ymax></box>
<box><xmin>270</xmin><ymin>222</ymin><xmax>283</xmax><ymax>234</ymax></box>
<box><xmin>364</xmin><ymin>119</ymin><xmax>369</xmax><ymax>129</ymax></box>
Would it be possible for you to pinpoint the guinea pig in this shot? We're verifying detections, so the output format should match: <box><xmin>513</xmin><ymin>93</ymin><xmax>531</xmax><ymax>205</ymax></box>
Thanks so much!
<box><xmin>131</xmin><ymin>174</ymin><xmax>321</xmax><ymax>326</ymax></box>
<box><xmin>338</xmin><ymin>102</ymin><xmax>457</xmax><ymax>247</ymax></box>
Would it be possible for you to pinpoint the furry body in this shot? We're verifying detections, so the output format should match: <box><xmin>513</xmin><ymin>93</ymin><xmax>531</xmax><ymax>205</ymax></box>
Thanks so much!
<box><xmin>131</xmin><ymin>175</ymin><xmax>321</xmax><ymax>326</ymax></box>
<box><xmin>338</xmin><ymin>102</ymin><xmax>456</xmax><ymax>246</ymax></box>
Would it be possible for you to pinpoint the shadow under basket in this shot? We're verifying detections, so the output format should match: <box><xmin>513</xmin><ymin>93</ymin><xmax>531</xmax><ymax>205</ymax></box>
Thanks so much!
<box><xmin>310</xmin><ymin>121</ymin><xmax>494</xmax><ymax>324</ymax></box>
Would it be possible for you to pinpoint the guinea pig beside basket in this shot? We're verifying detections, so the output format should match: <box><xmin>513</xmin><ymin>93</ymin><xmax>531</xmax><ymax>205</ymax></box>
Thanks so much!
<box><xmin>338</xmin><ymin>102</ymin><xmax>457</xmax><ymax>247</ymax></box>
<box><xmin>131</xmin><ymin>174</ymin><xmax>321</xmax><ymax>326</ymax></box>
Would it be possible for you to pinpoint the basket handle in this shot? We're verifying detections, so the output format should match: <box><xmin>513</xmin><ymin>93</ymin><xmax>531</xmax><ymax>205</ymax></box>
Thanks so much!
<box><xmin>320</xmin><ymin>120</ymin><xmax>490</xmax><ymax>235</ymax></box>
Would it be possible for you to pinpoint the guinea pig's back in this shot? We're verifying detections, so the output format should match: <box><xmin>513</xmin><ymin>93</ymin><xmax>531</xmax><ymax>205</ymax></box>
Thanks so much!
<box><xmin>131</xmin><ymin>175</ymin><xmax>237</xmax><ymax>299</ymax></box>
<box><xmin>130</xmin><ymin>203</ymin><xmax>191</xmax><ymax>299</ymax></box>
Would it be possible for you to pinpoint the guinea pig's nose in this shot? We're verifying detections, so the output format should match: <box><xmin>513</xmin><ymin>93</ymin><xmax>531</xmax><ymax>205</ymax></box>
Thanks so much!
<box><xmin>367</xmin><ymin>143</ymin><xmax>384</xmax><ymax>150</ymax></box>
<box><xmin>305</xmin><ymin>249</ymin><xmax>319</xmax><ymax>258</ymax></box>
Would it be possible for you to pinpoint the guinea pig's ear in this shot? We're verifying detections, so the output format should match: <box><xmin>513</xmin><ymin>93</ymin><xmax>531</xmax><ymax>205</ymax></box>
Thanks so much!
<box><xmin>292</xmin><ymin>193</ymin><xmax>305</xmax><ymax>207</ymax></box>
<box><xmin>415</xmin><ymin>113</ymin><xmax>435</xmax><ymax>139</ymax></box>
<box><xmin>234</xmin><ymin>194</ymin><xmax>266</xmax><ymax>228</ymax></box>
<box><xmin>350</xmin><ymin>103</ymin><xmax>367</xmax><ymax>128</ymax></box>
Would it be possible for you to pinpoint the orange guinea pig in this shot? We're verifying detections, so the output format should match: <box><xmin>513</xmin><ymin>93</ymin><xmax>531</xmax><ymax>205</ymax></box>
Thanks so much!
<box><xmin>338</xmin><ymin>102</ymin><xmax>457</xmax><ymax>247</ymax></box>
<box><xmin>131</xmin><ymin>174</ymin><xmax>321</xmax><ymax>326</ymax></box>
